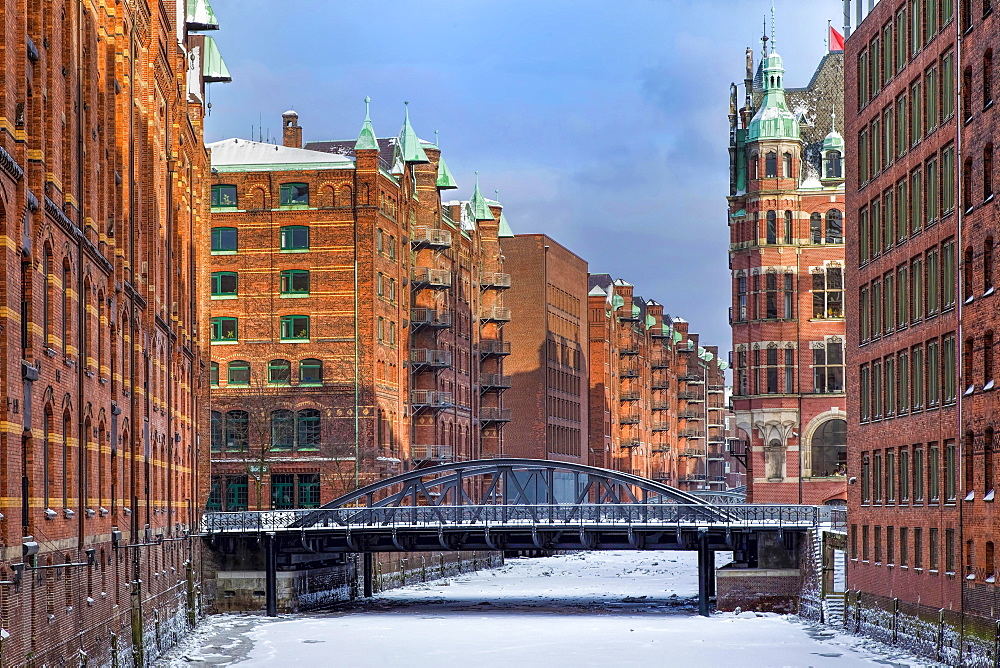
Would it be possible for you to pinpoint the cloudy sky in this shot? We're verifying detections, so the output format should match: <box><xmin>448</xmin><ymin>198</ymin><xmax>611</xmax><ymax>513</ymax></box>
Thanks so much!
<box><xmin>205</xmin><ymin>0</ymin><xmax>845</xmax><ymax>352</ymax></box>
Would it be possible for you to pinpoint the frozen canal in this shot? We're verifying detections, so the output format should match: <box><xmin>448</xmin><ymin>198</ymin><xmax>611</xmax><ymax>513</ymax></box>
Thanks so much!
<box><xmin>161</xmin><ymin>551</ymin><xmax>930</xmax><ymax>667</ymax></box>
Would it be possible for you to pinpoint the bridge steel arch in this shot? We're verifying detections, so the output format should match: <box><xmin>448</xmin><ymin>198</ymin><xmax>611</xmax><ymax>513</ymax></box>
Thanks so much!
<box><xmin>291</xmin><ymin>458</ymin><xmax>722</xmax><ymax>529</ymax></box>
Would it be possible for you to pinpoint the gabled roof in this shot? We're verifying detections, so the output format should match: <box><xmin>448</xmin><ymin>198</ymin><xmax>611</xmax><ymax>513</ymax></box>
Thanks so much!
<box><xmin>208</xmin><ymin>138</ymin><xmax>353</xmax><ymax>172</ymax></box>
<box><xmin>305</xmin><ymin>137</ymin><xmax>399</xmax><ymax>172</ymax></box>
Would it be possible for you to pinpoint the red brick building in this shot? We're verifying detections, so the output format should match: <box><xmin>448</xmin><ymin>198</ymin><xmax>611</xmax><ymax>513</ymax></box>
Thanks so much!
<box><xmin>501</xmin><ymin>234</ymin><xmax>589</xmax><ymax>463</ymax></box>
<box><xmin>585</xmin><ymin>276</ymin><xmax>727</xmax><ymax>489</ymax></box>
<box><xmin>207</xmin><ymin>108</ymin><xmax>508</xmax><ymax>509</ymax></box>
<box><xmin>728</xmin><ymin>35</ymin><xmax>848</xmax><ymax>505</ymax></box>
<box><xmin>846</xmin><ymin>0</ymin><xmax>998</xmax><ymax>658</ymax></box>
<box><xmin>0</xmin><ymin>0</ymin><xmax>223</xmax><ymax>664</ymax></box>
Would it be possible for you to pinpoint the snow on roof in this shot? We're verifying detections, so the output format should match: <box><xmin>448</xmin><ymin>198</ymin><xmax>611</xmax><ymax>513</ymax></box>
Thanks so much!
<box><xmin>208</xmin><ymin>138</ymin><xmax>353</xmax><ymax>171</ymax></box>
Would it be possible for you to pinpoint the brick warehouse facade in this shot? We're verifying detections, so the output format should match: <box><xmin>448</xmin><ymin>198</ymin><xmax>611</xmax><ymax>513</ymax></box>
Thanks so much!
<box><xmin>846</xmin><ymin>0</ymin><xmax>1000</xmax><ymax>663</ymax></box>
<box><xmin>728</xmin><ymin>34</ymin><xmax>849</xmax><ymax>505</ymax></box>
<box><xmin>500</xmin><ymin>234</ymin><xmax>588</xmax><ymax>463</ymax></box>
<box><xmin>585</xmin><ymin>275</ymin><xmax>728</xmax><ymax>490</ymax></box>
<box><xmin>0</xmin><ymin>0</ymin><xmax>223</xmax><ymax>665</ymax></box>
<box><xmin>207</xmin><ymin>109</ymin><xmax>508</xmax><ymax>509</ymax></box>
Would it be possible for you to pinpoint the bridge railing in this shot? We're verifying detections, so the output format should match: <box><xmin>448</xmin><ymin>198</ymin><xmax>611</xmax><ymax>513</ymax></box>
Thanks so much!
<box><xmin>202</xmin><ymin>504</ymin><xmax>824</xmax><ymax>534</ymax></box>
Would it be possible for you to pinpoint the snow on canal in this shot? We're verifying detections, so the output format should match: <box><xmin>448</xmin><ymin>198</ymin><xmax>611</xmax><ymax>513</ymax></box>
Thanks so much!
<box><xmin>161</xmin><ymin>551</ymin><xmax>931</xmax><ymax>668</ymax></box>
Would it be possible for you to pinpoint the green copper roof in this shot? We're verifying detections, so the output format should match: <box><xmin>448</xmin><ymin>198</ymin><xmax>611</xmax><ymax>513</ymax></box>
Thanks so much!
<box><xmin>397</xmin><ymin>103</ymin><xmax>429</xmax><ymax>164</ymax></box>
<box><xmin>611</xmin><ymin>293</ymin><xmax>625</xmax><ymax>310</ymax></box>
<box><xmin>436</xmin><ymin>154</ymin><xmax>459</xmax><ymax>189</ymax></box>
<box><xmin>470</xmin><ymin>173</ymin><xmax>494</xmax><ymax>221</ymax></box>
<box><xmin>186</xmin><ymin>0</ymin><xmax>219</xmax><ymax>30</ymax></box>
<box><xmin>718</xmin><ymin>360</ymin><xmax>730</xmax><ymax>371</ymax></box>
<box><xmin>201</xmin><ymin>36</ymin><xmax>231</xmax><ymax>83</ymax></box>
<box><xmin>498</xmin><ymin>212</ymin><xmax>514</xmax><ymax>237</ymax></box>
<box><xmin>645</xmin><ymin>314</ymin><xmax>657</xmax><ymax>329</ymax></box>
<box><xmin>355</xmin><ymin>97</ymin><xmax>379</xmax><ymax>152</ymax></box>
<box><xmin>672</xmin><ymin>330</ymin><xmax>683</xmax><ymax>343</ymax></box>
<box><xmin>747</xmin><ymin>47</ymin><xmax>799</xmax><ymax>142</ymax></box>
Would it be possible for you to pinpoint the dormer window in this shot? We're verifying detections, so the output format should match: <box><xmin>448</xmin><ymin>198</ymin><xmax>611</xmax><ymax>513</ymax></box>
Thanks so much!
<box><xmin>765</xmin><ymin>152</ymin><xmax>778</xmax><ymax>177</ymax></box>
<box><xmin>825</xmin><ymin>150</ymin><xmax>843</xmax><ymax>178</ymax></box>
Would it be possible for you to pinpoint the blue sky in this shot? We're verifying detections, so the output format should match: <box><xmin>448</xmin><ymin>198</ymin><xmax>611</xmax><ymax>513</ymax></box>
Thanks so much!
<box><xmin>205</xmin><ymin>0</ymin><xmax>844</xmax><ymax>351</ymax></box>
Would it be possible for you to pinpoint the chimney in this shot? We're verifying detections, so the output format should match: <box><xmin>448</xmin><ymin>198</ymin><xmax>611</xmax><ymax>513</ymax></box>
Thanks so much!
<box><xmin>282</xmin><ymin>110</ymin><xmax>302</xmax><ymax>148</ymax></box>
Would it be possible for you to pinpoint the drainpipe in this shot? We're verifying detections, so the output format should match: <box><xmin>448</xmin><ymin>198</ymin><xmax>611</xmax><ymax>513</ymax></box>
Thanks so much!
<box><xmin>954</xmin><ymin>2</ymin><xmax>965</xmax><ymax>639</ymax></box>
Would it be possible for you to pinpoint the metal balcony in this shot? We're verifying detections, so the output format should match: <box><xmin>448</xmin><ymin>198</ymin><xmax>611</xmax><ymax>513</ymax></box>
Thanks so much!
<box><xmin>479</xmin><ymin>339</ymin><xmax>511</xmax><ymax>356</ymax></box>
<box><xmin>707</xmin><ymin>385</ymin><xmax>725</xmax><ymax>393</ymax></box>
<box><xmin>678</xmin><ymin>410</ymin><xmax>704</xmax><ymax>420</ymax></box>
<box><xmin>411</xmin><ymin>444</ymin><xmax>452</xmax><ymax>462</ymax></box>
<box><xmin>682</xmin><ymin>473</ymin><xmax>708</xmax><ymax>483</ymax></box>
<box><xmin>652</xmin><ymin>422</ymin><xmax>670</xmax><ymax>432</ymax></box>
<box><xmin>651</xmin><ymin>329</ymin><xmax>669</xmax><ymax>339</ymax></box>
<box><xmin>619</xmin><ymin>414</ymin><xmax>640</xmax><ymax>425</ymax></box>
<box><xmin>707</xmin><ymin>448</ymin><xmax>726</xmax><ymax>460</ymax></box>
<box><xmin>619</xmin><ymin>347</ymin><xmax>639</xmax><ymax>356</ymax></box>
<box><xmin>679</xmin><ymin>429</ymin><xmax>705</xmax><ymax>439</ymax></box>
<box><xmin>480</xmin><ymin>272</ymin><xmax>512</xmax><ymax>289</ymax></box>
<box><xmin>651</xmin><ymin>359</ymin><xmax>670</xmax><ymax>369</ymax></box>
<box><xmin>480</xmin><ymin>306</ymin><xmax>511</xmax><ymax>322</ymax></box>
<box><xmin>411</xmin><ymin>390</ymin><xmax>453</xmax><ymax>410</ymax></box>
<box><xmin>651</xmin><ymin>444</ymin><xmax>671</xmax><ymax>453</ymax></box>
<box><xmin>652</xmin><ymin>472</ymin><xmax>673</xmax><ymax>482</ymax></box>
<box><xmin>680</xmin><ymin>373</ymin><xmax>704</xmax><ymax>383</ymax></box>
<box><xmin>678</xmin><ymin>391</ymin><xmax>703</xmax><ymax>401</ymax></box>
<box><xmin>652</xmin><ymin>402</ymin><xmax>670</xmax><ymax>411</ymax></box>
<box><xmin>480</xmin><ymin>407</ymin><xmax>512</xmax><ymax>423</ymax></box>
<box><xmin>480</xmin><ymin>373</ymin><xmax>511</xmax><ymax>391</ymax></box>
<box><xmin>619</xmin><ymin>368</ymin><xmax>640</xmax><ymax>379</ymax></box>
<box><xmin>411</xmin><ymin>226</ymin><xmax>452</xmax><ymax>249</ymax></box>
<box><xmin>652</xmin><ymin>379</ymin><xmax>671</xmax><ymax>390</ymax></box>
<box><xmin>410</xmin><ymin>349</ymin><xmax>452</xmax><ymax>369</ymax></box>
<box><xmin>619</xmin><ymin>392</ymin><xmax>640</xmax><ymax>402</ymax></box>
<box><xmin>620</xmin><ymin>438</ymin><xmax>642</xmax><ymax>449</ymax></box>
<box><xmin>411</xmin><ymin>267</ymin><xmax>453</xmax><ymax>289</ymax></box>
<box><xmin>410</xmin><ymin>308</ymin><xmax>452</xmax><ymax>329</ymax></box>
<box><xmin>679</xmin><ymin>448</ymin><xmax>705</xmax><ymax>457</ymax></box>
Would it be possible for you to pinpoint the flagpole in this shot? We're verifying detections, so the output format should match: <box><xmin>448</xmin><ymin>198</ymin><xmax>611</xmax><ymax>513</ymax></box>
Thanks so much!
<box><xmin>827</xmin><ymin>19</ymin><xmax>832</xmax><ymax>53</ymax></box>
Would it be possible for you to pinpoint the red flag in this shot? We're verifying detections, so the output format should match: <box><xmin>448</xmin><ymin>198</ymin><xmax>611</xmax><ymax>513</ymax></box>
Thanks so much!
<box><xmin>829</xmin><ymin>26</ymin><xmax>845</xmax><ymax>52</ymax></box>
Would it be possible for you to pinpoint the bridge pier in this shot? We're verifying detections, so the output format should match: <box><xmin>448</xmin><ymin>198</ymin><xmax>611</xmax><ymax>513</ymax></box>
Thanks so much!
<box><xmin>697</xmin><ymin>530</ymin><xmax>712</xmax><ymax>617</ymax></box>
<box><xmin>363</xmin><ymin>552</ymin><xmax>374</xmax><ymax>597</ymax></box>
<box><xmin>265</xmin><ymin>532</ymin><xmax>277</xmax><ymax>617</ymax></box>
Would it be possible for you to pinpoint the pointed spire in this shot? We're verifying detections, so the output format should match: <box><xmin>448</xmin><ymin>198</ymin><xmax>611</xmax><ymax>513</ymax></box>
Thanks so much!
<box><xmin>436</xmin><ymin>154</ymin><xmax>459</xmax><ymax>190</ymax></box>
<box><xmin>396</xmin><ymin>101</ymin><xmax>429</xmax><ymax>164</ymax></box>
<box><xmin>770</xmin><ymin>1</ymin><xmax>776</xmax><ymax>52</ymax></box>
<box><xmin>830</xmin><ymin>106</ymin><xmax>837</xmax><ymax>133</ymax></box>
<box><xmin>498</xmin><ymin>211</ymin><xmax>514</xmax><ymax>238</ymax></box>
<box><xmin>355</xmin><ymin>96</ymin><xmax>380</xmax><ymax>152</ymax></box>
<box><xmin>470</xmin><ymin>171</ymin><xmax>494</xmax><ymax>221</ymax></box>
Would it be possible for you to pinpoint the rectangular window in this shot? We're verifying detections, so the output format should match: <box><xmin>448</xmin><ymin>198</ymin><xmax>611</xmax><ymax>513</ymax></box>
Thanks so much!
<box><xmin>211</xmin><ymin>271</ymin><xmax>238</xmax><ymax>297</ymax></box>
<box><xmin>784</xmin><ymin>347</ymin><xmax>794</xmax><ymax>393</ymax></box>
<box><xmin>946</xmin><ymin>528</ymin><xmax>956</xmax><ymax>573</ymax></box>
<box><xmin>863</xmin><ymin>525</ymin><xmax>871</xmax><ymax>561</ymax></box>
<box><xmin>766</xmin><ymin>346</ymin><xmax>779</xmax><ymax>393</ymax></box>
<box><xmin>898</xmin><ymin>266</ymin><xmax>909</xmax><ymax>326</ymax></box>
<box><xmin>942</xmin><ymin>241</ymin><xmax>955</xmax><ymax>309</ymax></box>
<box><xmin>875</xmin><ymin>525</ymin><xmax>883</xmax><ymax>562</ymax></box>
<box><xmin>863</xmin><ymin>454</ymin><xmax>872</xmax><ymax>502</ymax></box>
<box><xmin>211</xmin><ymin>227</ymin><xmax>238</xmax><ymax>253</ymax></box>
<box><xmin>887</xmin><ymin>450</ymin><xmax>897</xmax><ymax>500</ymax></box>
<box><xmin>279</xmin><ymin>182</ymin><xmax>309</xmax><ymax>206</ymax></box>
<box><xmin>280</xmin><ymin>269</ymin><xmax>310</xmax><ymax>295</ymax></box>
<box><xmin>885</xmin><ymin>272</ymin><xmax>896</xmax><ymax>331</ymax></box>
<box><xmin>942</xmin><ymin>146</ymin><xmax>955</xmax><ymax>214</ymax></box>
<box><xmin>886</xmin><ymin>356</ymin><xmax>896</xmax><ymax>415</ymax></box>
<box><xmin>873</xmin><ymin>279</ymin><xmax>883</xmax><ymax>336</ymax></box>
<box><xmin>915</xmin><ymin>446</ymin><xmax>925</xmax><ymax>501</ymax></box>
<box><xmin>914</xmin><ymin>527</ymin><xmax>923</xmax><ymax>568</ymax></box>
<box><xmin>298</xmin><ymin>473</ymin><xmax>321</xmax><ymax>508</ymax></box>
<box><xmin>211</xmin><ymin>317</ymin><xmax>238</xmax><ymax>342</ymax></box>
<box><xmin>211</xmin><ymin>184</ymin><xmax>238</xmax><ymax>208</ymax></box>
<box><xmin>927</xmin><ymin>250</ymin><xmax>939</xmax><ymax>315</ymax></box>
<box><xmin>912</xmin><ymin>257</ymin><xmax>924</xmax><ymax>320</ymax></box>
<box><xmin>927</xmin><ymin>158</ymin><xmax>939</xmax><ymax>224</ymax></box>
<box><xmin>270</xmin><ymin>474</ymin><xmax>295</xmax><ymax>510</ymax></box>
<box><xmin>813</xmin><ymin>268</ymin><xmax>844</xmax><ymax>318</ymax></box>
<box><xmin>900</xmin><ymin>447</ymin><xmax>910</xmax><ymax>500</ymax></box>
<box><xmin>887</xmin><ymin>526</ymin><xmax>895</xmax><ymax>564</ymax></box>
<box><xmin>874</xmin><ymin>451</ymin><xmax>884</xmax><ymax>499</ymax></box>
<box><xmin>280</xmin><ymin>225</ymin><xmax>310</xmax><ymax>250</ymax></box>
<box><xmin>884</xmin><ymin>191</ymin><xmax>895</xmax><ymax>250</ymax></box>
<box><xmin>900</xmin><ymin>527</ymin><xmax>909</xmax><ymax>566</ymax></box>
<box><xmin>930</xmin><ymin>443</ymin><xmax>941</xmax><ymax>501</ymax></box>
<box><xmin>946</xmin><ymin>440</ymin><xmax>957</xmax><ymax>501</ymax></box>
<box><xmin>766</xmin><ymin>273</ymin><xmax>778</xmax><ymax>319</ymax></box>
<box><xmin>279</xmin><ymin>315</ymin><xmax>310</xmax><ymax>340</ymax></box>
<box><xmin>851</xmin><ymin>524</ymin><xmax>858</xmax><ymax>559</ymax></box>
<box><xmin>928</xmin><ymin>340</ymin><xmax>940</xmax><ymax>406</ymax></box>
<box><xmin>737</xmin><ymin>276</ymin><xmax>748</xmax><ymax>321</ymax></box>
<box><xmin>814</xmin><ymin>341</ymin><xmax>845</xmax><ymax>393</ymax></box>
<box><xmin>911</xmin><ymin>169</ymin><xmax>923</xmax><ymax>233</ymax></box>
<box><xmin>899</xmin><ymin>351</ymin><xmax>910</xmax><ymax>412</ymax></box>
<box><xmin>942</xmin><ymin>52</ymin><xmax>955</xmax><ymax>119</ymax></box>
<box><xmin>926</xmin><ymin>66</ymin><xmax>939</xmax><ymax>133</ymax></box>
<box><xmin>860</xmin><ymin>286</ymin><xmax>870</xmax><ymax>342</ymax></box>
<box><xmin>861</xmin><ymin>365</ymin><xmax>871</xmax><ymax>421</ymax></box>
<box><xmin>943</xmin><ymin>335</ymin><xmax>956</xmax><ymax>403</ymax></box>
<box><xmin>783</xmin><ymin>273</ymin><xmax>794</xmax><ymax>319</ymax></box>
<box><xmin>911</xmin><ymin>81</ymin><xmax>923</xmax><ymax>144</ymax></box>
<box><xmin>898</xmin><ymin>180</ymin><xmax>909</xmax><ymax>239</ymax></box>
<box><xmin>860</xmin><ymin>207</ymin><xmax>871</xmax><ymax>263</ymax></box>
<box><xmin>912</xmin><ymin>345</ymin><xmax>925</xmax><ymax>409</ymax></box>
<box><xmin>930</xmin><ymin>528</ymin><xmax>940</xmax><ymax>570</ymax></box>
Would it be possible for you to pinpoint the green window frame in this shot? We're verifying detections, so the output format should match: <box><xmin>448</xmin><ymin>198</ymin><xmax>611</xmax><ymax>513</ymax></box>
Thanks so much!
<box><xmin>297</xmin><ymin>409</ymin><xmax>321</xmax><ymax>450</ymax></box>
<box><xmin>298</xmin><ymin>473</ymin><xmax>321</xmax><ymax>508</ymax></box>
<box><xmin>210</xmin><ymin>411</ymin><xmax>223</xmax><ymax>452</ymax></box>
<box><xmin>300</xmin><ymin>358</ymin><xmax>323</xmax><ymax>384</ymax></box>
<box><xmin>270</xmin><ymin>410</ymin><xmax>294</xmax><ymax>451</ymax></box>
<box><xmin>279</xmin><ymin>182</ymin><xmax>309</xmax><ymax>207</ymax></box>
<box><xmin>211</xmin><ymin>271</ymin><xmax>238</xmax><ymax>297</ymax></box>
<box><xmin>280</xmin><ymin>225</ymin><xmax>310</xmax><ymax>250</ymax></box>
<box><xmin>211</xmin><ymin>316</ymin><xmax>238</xmax><ymax>342</ymax></box>
<box><xmin>225</xmin><ymin>411</ymin><xmax>249</xmax><ymax>453</ymax></box>
<box><xmin>211</xmin><ymin>227</ymin><xmax>238</xmax><ymax>253</ymax></box>
<box><xmin>280</xmin><ymin>315</ymin><xmax>310</xmax><ymax>341</ymax></box>
<box><xmin>270</xmin><ymin>473</ymin><xmax>295</xmax><ymax>509</ymax></box>
<box><xmin>224</xmin><ymin>475</ymin><xmax>248</xmax><ymax>511</ymax></box>
<box><xmin>207</xmin><ymin>475</ymin><xmax>223</xmax><ymax>510</ymax></box>
<box><xmin>211</xmin><ymin>184</ymin><xmax>238</xmax><ymax>208</ymax></box>
<box><xmin>228</xmin><ymin>360</ymin><xmax>250</xmax><ymax>385</ymax></box>
<box><xmin>210</xmin><ymin>362</ymin><xmax>219</xmax><ymax>387</ymax></box>
<box><xmin>280</xmin><ymin>269</ymin><xmax>310</xmax><ymax>294</ymax></box>
<box><xmin>268</xmin><ymin>358</ymin><xmax>291</xmax><ymax>384</ymax></box>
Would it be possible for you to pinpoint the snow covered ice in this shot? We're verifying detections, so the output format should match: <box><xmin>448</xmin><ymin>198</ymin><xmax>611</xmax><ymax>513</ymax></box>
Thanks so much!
<box><xmin>160</xmin><ymin>551</ymin><xmax>933</xmax><ymax>667</ymax></box>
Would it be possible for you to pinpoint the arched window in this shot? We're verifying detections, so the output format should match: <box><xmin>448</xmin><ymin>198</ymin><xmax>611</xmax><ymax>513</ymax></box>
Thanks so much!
<box><xmin>300</xmin><ymin>358</ymin><xmax>323</xmax><ymax>384</ymax></box>
<box><xmin>268</xmin><ymin>359</ymin><xmax>291</xmax><ymax>384</ymax></box>
<box><xmin>62</xmin><ymin>410</ymin><xmax>72</xmax><ymax>508</ymax></box>
<box><xmin>43</xmin><ymin>247</ymin><xmax>53</xmax><ymax>347</ymax></box>
<box><xmin>228</xmin><ymin>360</ymin><xmax>250</xmax><ymax>385</ymax></box>
<box><xmin>986</xmin><ymin>331</ymin><xmax>996</xmax><ymax>386</ymax></box>
<box><xmin>963</xmin><ymin>65</ymin><xmax>974</xmax><ymax>123</ymax></box>
<box><xmin>985</xmin><ymin>143</ymin><xmax>994</xmax><ymax>200</ymax></box>
<box><xmin>783</xmin><ymin>210</ymin><xmax>793</xmax><ymax>244</ymax></box>
<box><xmin>783</xmin><ymin>152</ymin><xmax>793</xmax><ymax>178</ymax></box>
<box><xmin>225</xmin><ymin>410</ymin><xmax>249</xmax><ymax>451</ymax></box>
<box><xmin>985</xmin><ymin>49</ymin><xmax>994</xmax><ymax>108</ymax></box>
<box><xmin>811</xmin><ymin>419</ymin><xmax>847</xmax><ymax>478</ymax></box>
<box><xmin>765</xmin><ymin>151</ymin><xmax>777</xmax><ymax>177</ymax></box>
<box><xmin>985</xmin><ymin>237</ymin><xmax>995</xmax><ymax>293</ymax></box>
<box><xmin>43</xmin><ymin>406</ymin><xmax>53</xmax><ymax>509</ymax></box>
<box><xmin>825</xmin><ymin>209</ymin><xmax>843</xmax><ymax>243</ymax></box>
<box><xmin>271</xmin><ymin>410</ymin><xmax>294</xmax><ymax>450</ymax></box>
<box><xmin>825</xmin><ymin>150</ymin><xmax>843</xmax><ymax>179</ymax></box>
<box><xmin>766</xmin><ymin>210</ymin><xmax>777</xmax><ymax>244</ymax></box>
<box><xmin>297</xmin><ymin>409</ymin><xmax>321</xmax><ymax>450</ymax></box>
<box><xmin>210</xmin><ymin>362</ymin><xmax>219</xmax><ymax>387</ymax></box>
<box><xmin>965</xmin><ymin>246</ymin><xmax>976</xmax><ymax>300</ymax></box>
<box><xmin>210</xmin><ymin>411</ymin><xmax>223</xmax><ymax>452</ymax></box>
<box><xmin>810</xmin><ymin>212</ymin><xmax>822</xmax><ymax>243</ymax></box>
<box><xmin>963</xmin><ymin>157</ymin><xmax>974</xmax><ymax>211</ymax></box>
